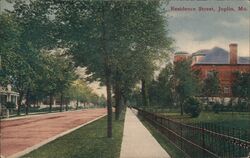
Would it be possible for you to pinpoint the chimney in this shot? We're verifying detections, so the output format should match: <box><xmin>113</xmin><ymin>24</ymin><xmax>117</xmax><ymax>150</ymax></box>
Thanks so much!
<box><xmin>229</xmin><ymin>43</ymin><xmax>238</xmax><ymax>64</ymax></box>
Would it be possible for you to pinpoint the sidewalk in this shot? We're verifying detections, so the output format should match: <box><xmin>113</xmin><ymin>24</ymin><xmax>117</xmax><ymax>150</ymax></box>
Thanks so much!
<box><xmin>120</xmin><ymin>108</ymin><xmax>170</xmax><ymax>158</ymax></box>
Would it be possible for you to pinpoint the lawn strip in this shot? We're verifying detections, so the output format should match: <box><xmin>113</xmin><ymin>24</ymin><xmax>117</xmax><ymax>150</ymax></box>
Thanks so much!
<box><xmin>22</xmin><ymin>113</ymin><xmax>125</xmax><ymax>158</ymax></box>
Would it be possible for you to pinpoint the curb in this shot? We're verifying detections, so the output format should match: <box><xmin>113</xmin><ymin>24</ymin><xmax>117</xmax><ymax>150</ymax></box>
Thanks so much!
<box><xmin>7</xmin><ymin>113</ymin><xmax>107</xmax><ymax>158</ymax></box>
<box><xmin>1</xmin><ymin>108</ymin><xmax>103</xmax><ymax>121</ymax></box>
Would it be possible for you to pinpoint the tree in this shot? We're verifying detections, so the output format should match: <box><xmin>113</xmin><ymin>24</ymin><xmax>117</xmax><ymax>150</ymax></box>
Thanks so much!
<box><xmin>232</xmin><ymin>72</ymin><xmax>250</xmax><ymax>105</ymax></box>
<box><xmin>148</xmin><ymin>63</ymin><xmax>174</xmax><ymax>107</ymax></box>
<box><xmin>34</xmin><ymin>52</ymin><xmax>75</xmax><ymax>112</ymax></box>
<box><xmin>173</xmin><ymin>59</ymin><xmax>200</xmax><ymax>115</ymax></box>
<box><xmin>52</xmin><ymin>0</ymin><xmax>172</xmax><ymax>137</ymax></box>
<box><xmin>123</xmin><ymin>1</ymin><xmax>172</xmax><ymax>108</ymax></box>
<box><xmin>0</xmin><ymin>13</ymin><xmax>38</xmax><ymax>114</ymax></box>
<box><xmin>202</xmin><ymin>70</ymin><xmax>220</xmax><ymax>103</ymax></box>
<box><xmin>183</xmin><ymin>97</ymin><xmax>202</xmax><ymax>117</ymax></box>
<box><xmin>1</xmin><ymin>0</ymin><xmax>55</xmax><ymax>115</ymax></box>
<box><xmin>65</xmin><ymin>79</ymin><xmax>94</xmax><ymax>109</ymax></box>
<box><xmin>0</xmin><ymin>13</ymin><xmax>20</xmax><ymax>86</ymax></box>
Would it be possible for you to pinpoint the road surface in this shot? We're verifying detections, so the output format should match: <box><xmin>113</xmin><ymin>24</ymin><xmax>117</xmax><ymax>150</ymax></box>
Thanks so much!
<box><xmin>0</xmin><ymin>108</ymin><xmax>106</xmax><ymax>157</ymax></box>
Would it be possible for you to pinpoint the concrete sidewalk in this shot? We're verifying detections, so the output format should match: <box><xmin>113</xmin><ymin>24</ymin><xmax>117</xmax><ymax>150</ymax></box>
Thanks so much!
<box><xmin>120</xmin><ymin>108</ymin><xmax>170</xmax><ymax>158</ymax></box>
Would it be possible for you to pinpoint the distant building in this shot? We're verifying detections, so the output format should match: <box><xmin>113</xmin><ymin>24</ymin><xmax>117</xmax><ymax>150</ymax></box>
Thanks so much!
<box><xmin>174</xmin><ymin>43</ymin><xmax>250</xmax><ymax>97</ymax></box>
<box><xmin>0</xmin><ymin>84</ymin><xmax>19</xmax><ymax>107</ymax></box>
<box><xmin>173</xmin><ymin>51</ymin><xmax>190</xmax><ymax>62</ymax></box>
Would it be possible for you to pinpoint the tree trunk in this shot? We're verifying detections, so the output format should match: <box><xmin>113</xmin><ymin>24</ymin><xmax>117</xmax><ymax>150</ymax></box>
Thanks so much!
<box><xmin>66</xmin><ymin>99</ymin><xmax>69</xmax><ymax>111</ymax></box>
<box><xmin>49</xmin><ymin>94</ymin><xmax>53</xmax><ymax>113</ymax></box>
<box><xmin>124</xmin><ymin>96</ymin><xmax>127</xmax><ymax>106</ymax></box>
<box><xmin>141</xmin><ymin>79</ymin><xmax>149</xmax><ymax>107</ymax></box>
<box><xmin>25</xmin><ymin>89</ymin><xmax>30</xmax><ymax>115</ymax></box>
<box><xmin>123</xmin><ymin>96</ymin><xmax>128</xmax><ymax>110</ymax></box>
<box><xmin>114</xmin><ymin>80</ymin><xmax>121</xmax><ymax>120</ymax></box>
<box><xmin>17</xmin><ymin>91</ymin><xmax>24</xmax><ymax>116</ymax></box>
<box><xmin>76</xmin><ymin>99</ymin><xmax>79</xmax><ymax>110</ymax></box>
<box><xmin>36</xmin><ymin>98</ymin><xmax>39</xmax><ymax>107</ymax></box>
<box><xmin>180</xmin><ymin>101</ymin><xmax>184</xmax><ymax>116</ymax></box>
<box><xmin>106</xmin><ymin>70</ymin><xmax>112</xmax><ymax>138</ymax></box>
<box><xmin>60</xmin><ymin>93</ymin><xmax>63</xmax><ymax>112</ymax></box>
<box><xmin>101</xmin><ymin>2</ymin><xmax>112</xmax><ymax>138</ymax></box>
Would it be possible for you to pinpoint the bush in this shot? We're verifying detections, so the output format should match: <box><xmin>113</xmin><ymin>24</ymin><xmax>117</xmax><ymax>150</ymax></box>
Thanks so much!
<box><xmin>235</xmin><ymin>102</ymin><xmax>248</xmax><ymax>112</ymax></box>
<box><xmin>212</xmin><ymin>102</ymin><xmax>223</xmax><ymax>113</ymax></box>
<box><xmin>5</xmin><ymin>102</ymin><xmax>16</xmax><ymax>109</ymax></box>
<box><xmin>183</xmin><ymin>97</ymin><xmax>202</xmax><ymax>117</ymax></box>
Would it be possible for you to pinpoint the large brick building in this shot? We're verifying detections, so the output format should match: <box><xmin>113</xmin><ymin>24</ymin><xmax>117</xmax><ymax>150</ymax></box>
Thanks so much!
<box><xmin>174</xmin><ymin>43</ymin><xmax>250</xmax><ymax>97</ymax></box>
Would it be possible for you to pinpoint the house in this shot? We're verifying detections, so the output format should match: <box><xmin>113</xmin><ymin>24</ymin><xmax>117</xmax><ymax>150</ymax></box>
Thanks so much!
<box><xmin>0</xmin><ymin>84</ymin><xmax>19</xmax><ymax>107</ymax></box>
<box><xmin>174</xmin><ymin>43</ymin><xmax>250</xmax><ymax>97</ymax></box>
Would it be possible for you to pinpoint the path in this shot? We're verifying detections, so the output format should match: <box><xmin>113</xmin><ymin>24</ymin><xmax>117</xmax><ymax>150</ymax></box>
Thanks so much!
<box><xmin>0</xmin><ymin>108</ymin><xmax>106</xmax><ymax>158</ymax></box>
<box><xmin>120</xmin><ymin>108</ymin><xmax>170</xmax><ymax>158</ymax></box>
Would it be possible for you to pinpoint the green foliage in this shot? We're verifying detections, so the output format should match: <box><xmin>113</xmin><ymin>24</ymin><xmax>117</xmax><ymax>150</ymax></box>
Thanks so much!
<box><xmin>154</xmin><ymin>59</ymin><xmax>201</xmax><ymax>115</ymax></box>
<box><xmin>232</xmin><ymin>72</ymin><xmax>250</xmax><ymax>100</ymax></box>
<box><xmin>37</xmin><ymin>52</ymin><xmax>76</xmax><ymax>96</ymax></box>
<box><xmin>212</xmin><ymin>102</ymin><xmax>223</xmax><ymax>113</ymax></box>
<box><xmin>174</xmin><ymin>60</ymin><xmax>200</xmax><ymax>99</ymax></box>
<box><xmin>65</xmin><ymin>80</ymin><xmax>96</xmax><ymax>103</ymax></box>
<box><xmin>0</xmin><ymin>13</ymin><xmax>20</xmax><ymax>85</ymax></box>
<box><xmin>183</xmin><ymin>97</ymin><xmax>202</xmax><ymax>117</ymax></box>
<box><xmin>202</xmin><ymin>70</ymin><xmax>220</xmax><ymax>97</ymax></box>
<box><xmin>148</xmin><ymin>63</ymin><xmax>174</xmax><ymax>107</ymax></box>
<box><xmin>1</xmin><ymin>1</ymin><xmax>77</xmax><ymax>114</ymax></box>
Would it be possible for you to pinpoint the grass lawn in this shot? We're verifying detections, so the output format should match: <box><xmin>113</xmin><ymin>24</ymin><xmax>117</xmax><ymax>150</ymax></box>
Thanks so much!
<box><xmin>161</xmin><ymin>111</ymin><xmax>250</xmax><ymax>129</ymax></box>
<box><xmin>139</xmin><ymin>117</ymin><xmax>187</xmax><ymax>158</ymax></box>
<box><xmin>22</xmin><ymin>113</ymin><xmax>125</xmax><ymax>158</ymax></box>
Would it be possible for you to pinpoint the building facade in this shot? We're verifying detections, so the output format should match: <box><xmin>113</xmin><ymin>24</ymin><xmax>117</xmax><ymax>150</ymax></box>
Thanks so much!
<box><xmin>0</xmin><ymin>85</ymin><xmax>19</xmax><ymax>107</ymax></box>
<box><xmin>174</xmin><ymin>43</ymin><xmax>250</xmax><ymax>97</ymax></box>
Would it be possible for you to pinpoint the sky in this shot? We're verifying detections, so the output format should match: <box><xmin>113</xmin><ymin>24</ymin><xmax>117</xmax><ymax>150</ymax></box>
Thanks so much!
<box><xmin>166</xmin><ymin>0</ymin><xmax>250</xmax><ymax>57</ymax></box>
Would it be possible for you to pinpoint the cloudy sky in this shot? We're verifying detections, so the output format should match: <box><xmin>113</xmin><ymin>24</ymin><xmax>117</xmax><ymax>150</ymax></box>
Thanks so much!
<box><xmin>166</xmin><ymin>0</ymin><xmax>249</xmax><ymax>57</ymax></box>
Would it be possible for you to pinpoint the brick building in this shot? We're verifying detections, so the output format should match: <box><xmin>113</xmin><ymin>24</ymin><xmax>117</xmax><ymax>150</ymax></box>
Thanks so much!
<box><xmin>174</xmin><ymin>43</ymin><xmax>250</xmax><ymax>97</ymax></box>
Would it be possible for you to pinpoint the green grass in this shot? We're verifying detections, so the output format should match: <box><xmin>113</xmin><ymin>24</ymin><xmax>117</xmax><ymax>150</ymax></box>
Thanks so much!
<box><xmin>161</xmin><ymin>112</ymin><xmax>250</xmax><ymax>129</ymax></box>
<box><xmin>22</xmin><ymin>113</ymin><xmax>125</xmax><ymax>158</ymax></box>
<box><xmin>139</xmin><ymin>117</ymin><xmax>188</xmax><ymax>158</ymax></box>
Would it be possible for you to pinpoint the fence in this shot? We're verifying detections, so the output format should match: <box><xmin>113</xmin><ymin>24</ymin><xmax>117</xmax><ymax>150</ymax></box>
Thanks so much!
<box><xmin>133</xmin><ymin>107</ymin><xmax>250</xmax><ymax>158</ymax></box>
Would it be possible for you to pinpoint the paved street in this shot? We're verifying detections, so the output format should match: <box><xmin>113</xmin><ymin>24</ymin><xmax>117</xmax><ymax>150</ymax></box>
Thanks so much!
<box><xmin>0</xmin><ymin>108</ymin><xmax>106</xmax><ymax>158</ymax></box>
<box><xmin>120</xmin><ymin>108</ymin><xmax>170</xmax><ymax>158</ymax></box>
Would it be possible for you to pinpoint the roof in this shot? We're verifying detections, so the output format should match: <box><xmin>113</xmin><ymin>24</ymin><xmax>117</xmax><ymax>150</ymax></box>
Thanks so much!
<box><xmin>192</xmin><ymin>47</ymin><xmax>250</xmax><ymax>64</ymax></box>
<box><xmin>192</xmin><ymin>49</ymin><xmax>208</xmax><ymax>56</ymax></box>
<box><xmin>0</xmin><ymin>87</ymin><xmax>19</xmax><ymax>96</ymax></box>
<box><xmin>175</xmin><ymin>51</ymin><xmax>189</xmax><ymax>55</ymax></box>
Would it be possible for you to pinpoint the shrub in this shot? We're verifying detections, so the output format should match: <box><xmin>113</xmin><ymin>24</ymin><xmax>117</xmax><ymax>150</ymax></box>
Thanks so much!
<box><xmin>212</xmin><ymin>102</ymin><xmax>222</xmax><ymax>113</ymax></box>
<box><xmin>5</xmin><ymin>102</ymin><xmax>16</xmax><ymax>109</ymax></box>
<box><xmin>235</xmin><ymin>102</ymin><xmax>248</xmax><ymax>112</ymax></box>
<box><xmin>183</xmin><ymin>97</ymin><xmax>202</xmax><ymax>117</ymax></box>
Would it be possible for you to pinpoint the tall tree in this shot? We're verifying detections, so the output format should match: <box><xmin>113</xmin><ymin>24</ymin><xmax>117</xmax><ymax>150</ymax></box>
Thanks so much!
<box><xmin>2</xmin><ymin>0</ymin><xmax>55</xmax><ymax>115</ymax></box>
<box><xmin>232</xmin><ymin>72</ymin><xmax>250</xmax><ymax>104</ymax></box>
<box><xmin>45</xmin><ymin>0</ymin><xmax>172</xmax><ymax>137</ymax></box>
<box><xmin>174</xmin><ymin>59</ymin><xmax>200</xmax><ymax>115</ymax></box>
<box><xmin>202</xmin><ymin>70</ymin><xmax>220</xmax><ymax>102</ymax></box>
<box><xmin>148</xmin><ymin>63</ymin><xmax>174</xmax><ymax>107</ymax></box>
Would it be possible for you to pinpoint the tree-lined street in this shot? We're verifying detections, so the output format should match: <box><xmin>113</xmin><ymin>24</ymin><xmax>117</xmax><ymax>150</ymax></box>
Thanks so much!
<box><xmin>1</xmin><ymin>0</ymin><xmax>249</xmax><ymax>157</ymax></box>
